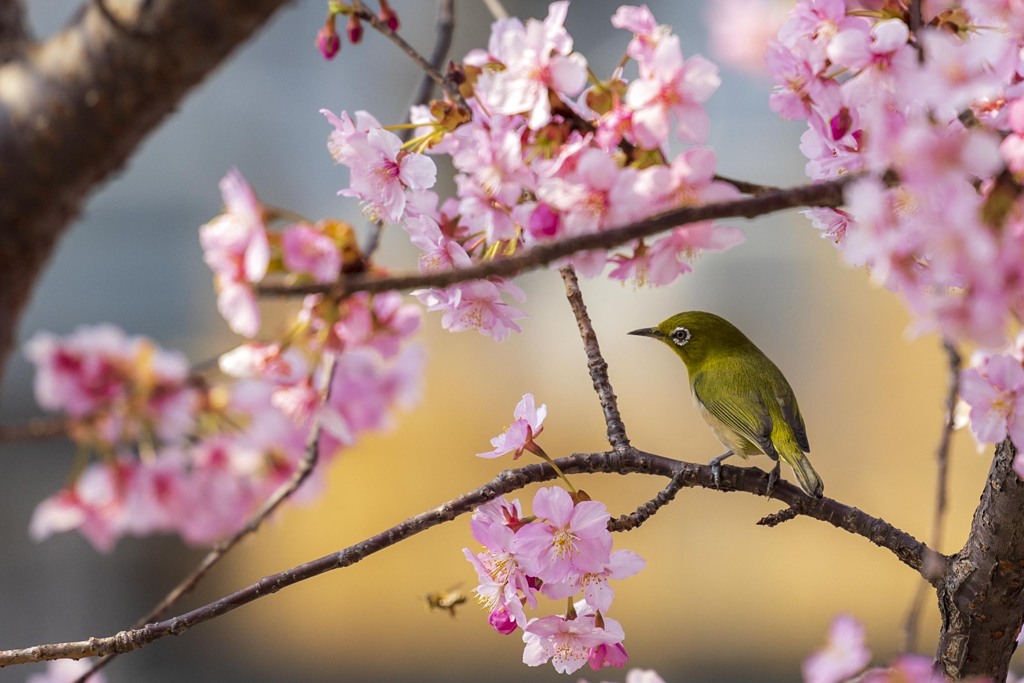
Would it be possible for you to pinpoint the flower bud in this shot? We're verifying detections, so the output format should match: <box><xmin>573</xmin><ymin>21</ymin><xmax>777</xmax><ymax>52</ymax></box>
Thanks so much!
<box><xmin>346</xmin><ymin>13</ymin><xmax>363</xmax><ymax>44</ymax></box>
<box><xmin>379</xmin><ymin>0</ymin><xmax>400</xmax><ymax>31</ymax></box>
<box><xmin>316</xmin><ymin>15</ymin><xmax>341</xmax><ymax>60</ymax></box>
<box><xmin>488</xmin><ymin>607</ymin><xmax>518</xmax><ymax>635</ymax></box>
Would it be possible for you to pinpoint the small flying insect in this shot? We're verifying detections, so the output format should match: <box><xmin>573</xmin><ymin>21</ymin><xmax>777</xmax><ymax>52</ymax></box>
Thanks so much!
<box><xmin>423</xmin><ymin>585</ymin><xmax>468</xmax><ymax>618</ymax></box>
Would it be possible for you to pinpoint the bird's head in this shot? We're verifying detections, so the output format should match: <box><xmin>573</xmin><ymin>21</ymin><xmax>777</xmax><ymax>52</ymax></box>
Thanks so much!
<box><xmin>628</xmin><ymin>311</ymin><xmax>753</xmax><ymax>372</ymax></box>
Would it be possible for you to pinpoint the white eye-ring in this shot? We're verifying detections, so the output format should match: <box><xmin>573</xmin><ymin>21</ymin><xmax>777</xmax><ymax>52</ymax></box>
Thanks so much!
<box><xmin>670</xmin><ymin>326</ymin><xmax>691</xmax><ymax>347</ymax></box>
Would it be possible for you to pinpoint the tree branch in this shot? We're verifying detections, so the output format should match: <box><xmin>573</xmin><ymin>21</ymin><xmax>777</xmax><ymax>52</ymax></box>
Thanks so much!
<box><xmin>352</xmin><ymin>1</ymin><xmax>462</xmax><ymax>105</ymax></box>
<box><xmin>406</xmin><ymin>0</ymin><xmax>454</xmax><ymax>124</ymax></box>
<box><xmin>0</xmin><ymin>0</ymin><xmax>26</xmax><ymax>56</ymax></box>
<box><xmin>0</xmin><ymin>0</ymin><xmax>291</xmax><ymax>385</ymax></box>
<box><xmin>0</xmin><ymin>447</ymin><xmax>938</xmax><ymax>667</ymax></box>
<box><xmin>257</xmin><ymin>175</ymin><xmax>854</xmax><ymax>300</ymax></box>
<box><xmin>560</xmin><ymin>266</ymin><xmax>630</xmax><ymax>451</ymax></box>
<box><xmin>0</xmin><ymin>416</ymin><xmax>68</xmax><ymax>442</ymax></box>
<box><xmin>363</xmin><ymin>0</ymin><xmax>456</xmax><ymax>258</ymax></box>
<box><xmin>937</xmin><ymin>439</ymin><xmax>1024</xmax><ymax>681</ymax></box>
<box><xmin>904</xmin><ymin>341</ymin><xmax>960</xmax><ymax>651</ymax></box>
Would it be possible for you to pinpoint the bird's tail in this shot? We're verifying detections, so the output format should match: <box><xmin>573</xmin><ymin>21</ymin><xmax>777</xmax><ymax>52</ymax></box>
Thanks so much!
<box><xmin>784</xmin><ymin>453</ymin><xmax>823</xmax><ymax>498</ymax></box>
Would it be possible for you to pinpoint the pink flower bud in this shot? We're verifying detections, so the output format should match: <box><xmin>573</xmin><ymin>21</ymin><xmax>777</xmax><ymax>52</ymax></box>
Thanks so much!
<box><xmin>315</xmin><ymin>15</ymin><xmax>340</xmax><ymax>60</ymax></box>
<box><xmin>488</xmin><ymin>607</ymin><xmax>518</xmax><ymax>635</ymax></box>
<box><xmin>347</xmin><ymin>14</ymin><xmax>363</xmax><ymax>44</ymax></box>
<box><xmin>379</xmin><ymin>0</ymin><xmax>399</xmax><ymax>31</ymax></box>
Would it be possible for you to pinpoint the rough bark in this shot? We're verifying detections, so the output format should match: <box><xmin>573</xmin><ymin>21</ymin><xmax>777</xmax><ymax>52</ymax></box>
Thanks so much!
<box><xmin>0</xmin><ymin>0</ymin><xmax>290</xmax><ymax>384</ymax></box>
<box><xmin>937</xmin><ymin>439</ymin><xmax>1024</xmax><ymax>679</ymax></box>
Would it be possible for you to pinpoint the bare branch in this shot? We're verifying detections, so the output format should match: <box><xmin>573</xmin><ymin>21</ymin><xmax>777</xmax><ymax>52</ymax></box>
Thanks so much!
<box><xmin>481</xmin><ymin>0</ymin><xmax>508</xmax><ymax>21</ymax></box>
<box><xmin>608</xmin><ymin>469</ymin><xmax>686</xmax><ymax>532</ymax></box>
<box><xmin>406</xmin><ymin>0</ymin><xmax>455</xmax><ymax>124</ymax></box>
<box><xmin>352</xmin><ymin>3</ymin><xmax>462</xmax><ymax>105</ymax></box>
<box><xmin>0</xmin><ymin>416</ymin><xmax>67</xmax><ymax>442</ymax></box>
<box><xmin>258</xmin><ymin>175</ymin><xmax>855</xmax><ymax>300</ymax></box>
<box><xmin>904</xmin><ymin>341</ymin><xmax>961</xmax><ymax>651</ymax></box>
<box><xmin>364</xmin><ymin>0</ymin><xmax>457</xmax><ymax>258</ymax></box>
<box><xmin>713</xmin><ymin>175</ymin><xmax>779</xmax><ymax>196</ymax></box>
<box><xmin>560</xmin><ymin>266</ymin><xmax>630</xmax><ymax>451</ymax></box>
<box><xmin>908</xmin><ymin>0</ymin><xmax>924</xmax><ymax>34</ymax></box>
<box><xmin>0</xmin><ymin>448</ymin><xmax>938</xmax><ymax>667</ymax></box>
<box><xmin>0</xmin><ymin>0</ymin><xmax>291</xmax><ymax>384</ymax></box>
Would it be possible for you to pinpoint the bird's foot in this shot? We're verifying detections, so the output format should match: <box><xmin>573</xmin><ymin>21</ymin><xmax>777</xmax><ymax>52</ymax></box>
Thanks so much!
<box><xmin>708</xmin><ymin>451</ymin><xmax>734</xmax><ymax>489</ymax></box>
<box><xmin>765</xmin><ymin>462</ymin><xmax>781</xmax><ymax>497</ymax></box>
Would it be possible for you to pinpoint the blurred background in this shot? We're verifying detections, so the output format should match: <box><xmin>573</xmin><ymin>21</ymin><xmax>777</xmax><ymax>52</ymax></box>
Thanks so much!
<box><xmin>0</xmin><ymin>1</ymin><xmax>1000</xmax><ymax>681</ymax></box>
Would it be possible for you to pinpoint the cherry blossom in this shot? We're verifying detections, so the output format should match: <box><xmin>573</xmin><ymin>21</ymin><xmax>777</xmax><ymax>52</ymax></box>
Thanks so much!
<box><xmin>199</xmin><ymin>168</ymin><xmax>270</xmax><ymax>337</ymax></box>
<box><xmin>961</xmin><ymin>352</ymin><xmax>1024</xmax><ymax>449</ymax></box>
<box><xmin>482</xmin><ymin>1</ymin><xmax>588</xmax><ymax>130</ymax></box>
<box><xmin>281</xmin><ymin>223</ymin><xmax>342</xmax><ymax>283</ymax></box>
<box><xmin>25</xmin><ymin>325</ymin><xmax>198</xmax><ymax>446</ymax></box>
<box><xmin>542</xmin><ymin>549</ymin><xmax>646</xmax><ymax>612</ymax></box>
<box><xmin>26</xmin><ymin>659</ymin><xmax>108</xmax><ymax>683</ymax></box>
<box><xmin>705</xmin><ymin>0</ymin><xmax>788</xmax><ymax>77</ymax></box>
<box><xmin>522</xmin><ymin>612</ymin><xmax>625</xmax><ymax>674</ymax></box>
<box><xmin>463</xmin><ymin>497</ymin><xmax>539</xmax><ymax>629</ymax></box>
<box><xmin>513</xmin><ymin>486</ymin><xmax>613</xmax><ymax>584</ymax></box>
<box><xmin>858</xmin><ymin>655</ymin><xmax>952</xmax><ymax>683</ymax></box>
<box><xmin>477</xmin><ymin>393</ymin><xmax>548</xmax><ymax>459</ymax></box>
<box><xmin>414</xmin><ymin>279</ymin><xmax>527</xmax><ymax>342</ymax></box>
<box><xmin>625</xmin><ymin>34</ymin><xmax>720</xmax><ymax>147</ymax></box>
<box><xmin>802</xmin><ymin>614</ymin><xmax>872</xmax><ymax>683</ymax></box>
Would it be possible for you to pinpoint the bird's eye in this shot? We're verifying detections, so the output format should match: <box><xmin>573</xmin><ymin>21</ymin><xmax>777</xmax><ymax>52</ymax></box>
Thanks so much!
<box><xmin>670</xmin><ymin>327</ymin><xmax>691</xmax><ymax>347</ymax></box>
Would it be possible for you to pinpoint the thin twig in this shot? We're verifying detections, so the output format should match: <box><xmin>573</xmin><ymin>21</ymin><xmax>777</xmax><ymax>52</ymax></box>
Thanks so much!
<box><xmin>713</xmin><ymin>175</ymin><xmax>779</xmax><ymax>196</ymax></box>
<box><xmin>908</xmin><ymin>0</ymin><xmax>924</xmax><ymax>35</ymax></box>
<box><xmin>0</xmin><ymin>416</ymin><xmax>68</xmax><ymax>442</ymax></box>
<box><xmin>903</xmin><ymin>341</ymin><xmax>961</xmax><ymax>652</ymax></box>
<box><xmin>757</xmin><ymin>505</ymin><xmax>799</xmax><ymax>527</ymax></box>
<box><xmin>481</xmin><ymin>0</ymin><xmax>508</xmax><ymax>21</ymax></box>
<box><xmin>258</xmin><ymin>175</ymin><xmax>854</xmax><ymax>299</ymax></box>
<box><xmin>559</xmin><ymin>266</ymin><xmax>629</xmax><ymax>451</ymax></box>
<box><xmin>0</xmin><ymin>448</ymin><xmax>941</xmax><ymax>668</ymax></box>
<box><xmin>363</xmin><ymin>0</ymin><xmax>456</xmax><ymax>258</ymax></box>
<box><xmin>608</xmin><ymin>469</ymin><xmax>685</xmax><ymax>532</ymax></box>
<box><xmin>406</xmin><ymin>0</ymin><xmax>455</xmax><ymax>127</ymax></box>
<box><xmin>73</xmin><ymin>354</ymin><xmax>340</xmax><ymax>683</ymax></box>
<box><xmin>352</xmin><ymin>4</ymin><xmax>462</xmax><ymax>105</ymax></box>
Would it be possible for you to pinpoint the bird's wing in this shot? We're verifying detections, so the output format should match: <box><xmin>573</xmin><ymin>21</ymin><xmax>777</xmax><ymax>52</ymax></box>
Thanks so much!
<box><xmin>779</xmin><ymin>389</ymin><xmax>810</xmax><ymax>452</ymax></box>
<box><xmin>767</xmin><ymin>364</ymin><xmax>810</xmax><ymax>452</ymax></box>
<box><xmin>692</xmin><ymin>373</ymin><xmax>777</xmax><ymax>459</ymax></box>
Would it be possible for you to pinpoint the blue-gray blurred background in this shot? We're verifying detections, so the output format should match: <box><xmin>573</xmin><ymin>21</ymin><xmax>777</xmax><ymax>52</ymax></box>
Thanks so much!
<box><xmin>0</xmin><ymin>1</ymin><xmax>999</xmax><ymax>681</ymax></box>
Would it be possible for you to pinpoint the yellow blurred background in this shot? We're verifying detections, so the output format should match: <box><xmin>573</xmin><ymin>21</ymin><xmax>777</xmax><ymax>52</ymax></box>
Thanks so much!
<box><xmin>211</xmin><ymin>225</ymin><xmax>995</xmax><ymax>682</ymax></box>
<box><xmin>0</xmin><ymin>1</ymin><xmax>1006</xmax><ymax>682</ymax></box>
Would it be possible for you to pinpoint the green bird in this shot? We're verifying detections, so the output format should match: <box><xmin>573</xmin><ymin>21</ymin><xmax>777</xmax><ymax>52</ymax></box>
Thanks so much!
<box><xmin>629</xmin><ymin>311</ymin><xmax>823</xmax><ymax>498</ymax></box>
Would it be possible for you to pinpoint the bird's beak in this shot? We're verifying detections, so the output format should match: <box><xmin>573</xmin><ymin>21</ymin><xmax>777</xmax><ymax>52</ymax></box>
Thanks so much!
<box><xmin>628</xmin><ymin>327</ymin><xmax>663</xmax><ymax>339</ymax></box>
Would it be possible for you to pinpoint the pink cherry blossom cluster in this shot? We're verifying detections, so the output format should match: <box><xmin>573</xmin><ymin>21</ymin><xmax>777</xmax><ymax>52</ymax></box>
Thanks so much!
<box><xmin>200</xmin><ymin>168</ymin><xmax>363</xmax><ymax>339</ymax></box>
<box><xmin>959</xmin><ymin>335</ymin><xmax>1024</xmax><ymax>454</ymax></box>
<box><xmin>29</xmin><ymin>192</ymin><xmax>423</xmax><ymax>550</ymax></box>
<box><xmin>463</xmin><ymin>489</ymin><xmax>644</xmax><ymax>675</ymax></box>
<box><xmin>803</xmin><ymin>614</ymin><xmax>998</xmax><ymax>682</ymax></box>
<box><xmin>26</xmin><ymin>324</ymin><xmax>198</xmax><ymax>448</ymax></box>
<box><xmin>465</xmin><ymin>394</ymin><xmax>644</xmax><ymax>674</ymax></box>
<box><xmin>770</xmin><ymin>0</ymin><xmax>1024</xmax><ymax>349</ymax></box>
<box><xmin>322</xmin><ymin>2</ymin><xmax>743</xmax><ymax>341</ymax></box>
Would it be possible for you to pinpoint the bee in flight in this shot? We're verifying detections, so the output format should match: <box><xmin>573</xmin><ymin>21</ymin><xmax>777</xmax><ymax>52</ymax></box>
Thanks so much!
<box><xmin>423</xmin><ymin>585</ymin><xmax>467</xmax><ymax>617</ymax></box>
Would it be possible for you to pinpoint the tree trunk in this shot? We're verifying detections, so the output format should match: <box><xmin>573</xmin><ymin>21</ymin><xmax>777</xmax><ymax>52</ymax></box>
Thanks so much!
<box><xmin>937</xmin><ymin>439</ymin><xmax>1024</xmax><ymax>680</ymax></box>
<box><xmin>0</xmin><ymin>0</ymin><xmax>290</xmax><ymax>383</ymax></box>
